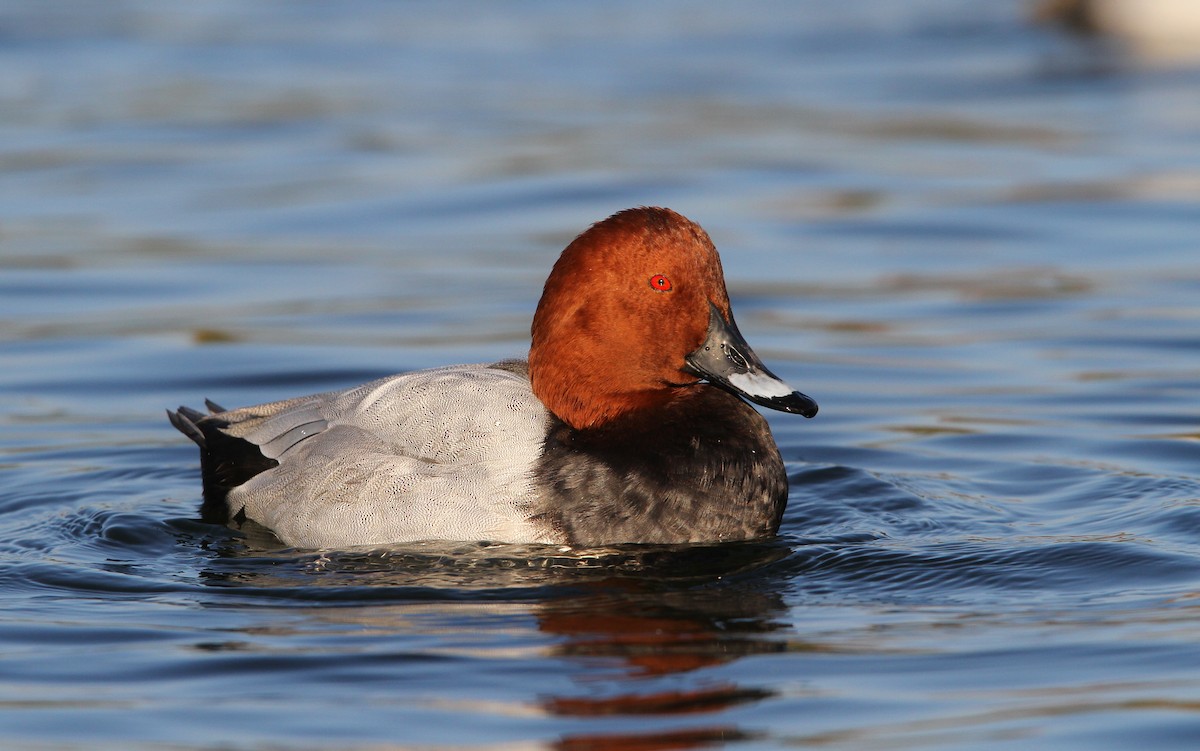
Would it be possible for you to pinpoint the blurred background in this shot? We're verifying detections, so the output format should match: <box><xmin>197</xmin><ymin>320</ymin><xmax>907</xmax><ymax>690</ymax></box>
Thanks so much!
<box><xmin>3</xmin><ymin>1</ymin><xmax>1198</xmax><ymax>376</ymax></box>
<box><xmin>2</xmin><ymin>1</ymin><xmax>1200</xmax><ymax>750</ymax></box>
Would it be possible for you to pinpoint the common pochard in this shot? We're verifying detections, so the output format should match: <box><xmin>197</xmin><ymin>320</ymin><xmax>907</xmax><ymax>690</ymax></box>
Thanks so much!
<box><xmin>169</xmin><ymin>207</ymin><xmax>817</xmax><ymax>548</ymax></box>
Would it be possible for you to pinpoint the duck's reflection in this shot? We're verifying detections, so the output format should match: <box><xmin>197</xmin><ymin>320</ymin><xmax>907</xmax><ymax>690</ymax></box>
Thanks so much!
<box><xmin>538</xmin><ymin>584</ymin><xmax>787</xmax><ymax>675</ymax></box>
<box><xmin>191</xmin><ymin>533</ymin><xmax>796</xmax><ymax>750</ymax></box>
<box><xmin>552</xmin><ymin>725</ymin><xmax>754</xmax><ymax>751</ymax></box>
<box><xmin>537</xmin><ymin>583</ymin><xmax>786</xmax><ymax>750</ymax></box>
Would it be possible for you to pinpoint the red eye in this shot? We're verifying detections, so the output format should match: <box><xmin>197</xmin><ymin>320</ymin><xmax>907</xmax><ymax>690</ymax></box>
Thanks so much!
<box><xmin>649</xmin><ymin>274</ymin><xmax>672</xmax><ymax>292</ymax></box>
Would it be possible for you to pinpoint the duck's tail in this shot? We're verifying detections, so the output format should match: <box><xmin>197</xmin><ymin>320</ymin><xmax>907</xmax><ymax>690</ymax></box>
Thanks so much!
<box><xmin>167</xmin><ymin>401</ymin><xmax>276</xmax><ymax>524</ymax></box>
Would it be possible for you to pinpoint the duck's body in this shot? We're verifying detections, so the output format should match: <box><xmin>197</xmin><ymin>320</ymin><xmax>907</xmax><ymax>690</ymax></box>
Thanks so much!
<box><xmin>176</xmin><ymin>363</ymin><xmax>552</xmax><ymax>548</ymax></box>
<box><xmin>170</xmin><ymin>208</ymin><xmax>817</xmax><ymax>549</ymax></box>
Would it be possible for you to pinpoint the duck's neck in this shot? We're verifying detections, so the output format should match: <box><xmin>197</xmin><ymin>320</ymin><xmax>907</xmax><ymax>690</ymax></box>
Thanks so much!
<box><xmin>531</xmin><ymin>367</ymin><xmax>697</xmax><ymax>430</ymax></box>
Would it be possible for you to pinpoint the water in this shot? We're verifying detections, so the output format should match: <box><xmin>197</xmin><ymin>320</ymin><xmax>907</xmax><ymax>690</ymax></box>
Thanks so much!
<box><xmin>3</xmin><ymin>1</ymin><xmax>1200</xmax><ymax>748</ymax></box>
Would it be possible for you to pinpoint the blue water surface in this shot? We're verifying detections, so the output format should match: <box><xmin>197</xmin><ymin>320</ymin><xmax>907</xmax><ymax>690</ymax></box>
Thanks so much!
<box><xmin>3</xmin><ymin>1</ymin><xmax>1200</xmax><ymax>749</ymax></box>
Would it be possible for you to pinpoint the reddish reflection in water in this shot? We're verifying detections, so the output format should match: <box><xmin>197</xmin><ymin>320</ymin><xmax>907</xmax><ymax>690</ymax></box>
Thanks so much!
<box><xmin>534</xmin><ymin>586</ymin><xmax>786</xmax><ymax>750</ymax></box>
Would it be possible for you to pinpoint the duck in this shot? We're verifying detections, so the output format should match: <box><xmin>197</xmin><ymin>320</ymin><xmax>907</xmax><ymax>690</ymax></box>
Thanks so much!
<box><xmin>168</xmin><ymin>207</ymin><xmax>818</xmax><ymax>549</ymax></box>
<box><xmin>1033</xmin><ymin>0</ymin><xmax>1200</xmax><ymax>63</ymax></box>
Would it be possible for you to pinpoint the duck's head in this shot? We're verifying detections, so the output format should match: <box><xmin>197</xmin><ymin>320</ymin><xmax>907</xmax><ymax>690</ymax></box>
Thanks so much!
<box><xmin>529</xmin><ymin>207</ymin><xmax>818</xmax><ymax>430</ymax></box>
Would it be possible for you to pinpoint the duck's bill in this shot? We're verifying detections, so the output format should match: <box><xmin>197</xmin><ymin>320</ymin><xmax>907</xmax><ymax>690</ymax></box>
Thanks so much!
<box><xmin>684</xmin><ymin>302</ymin><xmax>818</xmax><ymax>418</ymax></box>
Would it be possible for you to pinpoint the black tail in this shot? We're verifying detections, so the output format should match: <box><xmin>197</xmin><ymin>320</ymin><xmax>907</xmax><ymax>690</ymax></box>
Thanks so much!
<box><xmin>168</xmin><ymin>404</ymin><xmax>278</xmax><ymax>524</ymax></box>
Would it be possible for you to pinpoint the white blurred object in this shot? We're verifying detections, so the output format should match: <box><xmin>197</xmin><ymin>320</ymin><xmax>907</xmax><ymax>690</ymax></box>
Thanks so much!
<box><xmin>1034</xmin><ymin>0</ymin><xmax>1200</xmax><ymax>63</ymax></box>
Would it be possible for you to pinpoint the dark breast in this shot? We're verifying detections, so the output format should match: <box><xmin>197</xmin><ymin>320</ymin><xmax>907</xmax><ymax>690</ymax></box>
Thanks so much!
<box><xmin>532</xmin><ymin>387</ymin><xmax>788</xmax><ymax>546</ymax></box>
